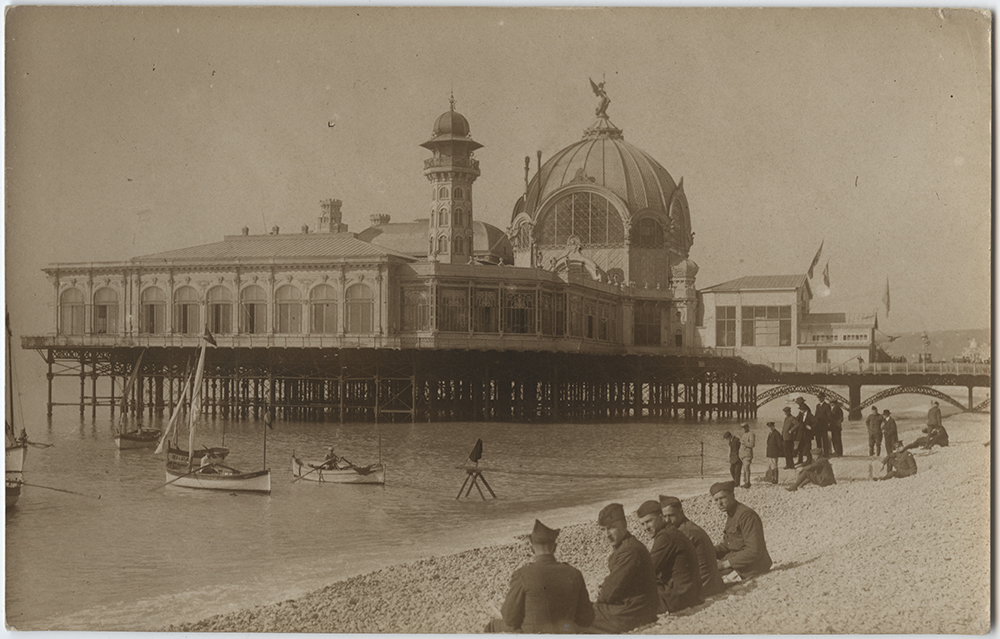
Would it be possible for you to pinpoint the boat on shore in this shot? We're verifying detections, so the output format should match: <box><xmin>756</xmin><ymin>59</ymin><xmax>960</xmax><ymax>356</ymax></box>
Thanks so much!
<box><xmin>291</xmin><ymin>455</ymin><xmax>386</xmax><ymax>485</ymax></box>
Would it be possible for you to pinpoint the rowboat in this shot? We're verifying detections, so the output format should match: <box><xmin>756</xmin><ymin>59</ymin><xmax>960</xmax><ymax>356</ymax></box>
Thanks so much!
<box><xmin>291</xmin><ymin>454</ymin><xmax>386</xmax><ymax>484</ymax></box>
<box><xmin>166</xmin><ymin>444</ymin><xmax>229</xmax><ymax>467</ymax></box>
<box><xmin>165</xmin><ymin>464</ymin><xmax>271</xmax><ymax>494</ymax></box>
<box><xmin>115</xmin><ymin>429</ymin><xmax>163</xmax><ymax>449</ymax></box>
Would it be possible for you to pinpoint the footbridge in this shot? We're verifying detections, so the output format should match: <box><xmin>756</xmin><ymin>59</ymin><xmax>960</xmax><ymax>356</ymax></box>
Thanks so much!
<box><xmin>755</xmin><ymin>361</ymin><xmax>991</xmax><ymax>420</ymax></box>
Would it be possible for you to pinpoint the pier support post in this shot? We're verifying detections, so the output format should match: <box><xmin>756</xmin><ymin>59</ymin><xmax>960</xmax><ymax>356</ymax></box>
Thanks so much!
<box><xmin>968</xmin><ymin>386</ymin><xmax>974</xmax><ymax>411</ymax></box>
<box><xmin>848</xmin><ymin>383</ymin><xmax>863</xmax><ymax>421</ymax></box>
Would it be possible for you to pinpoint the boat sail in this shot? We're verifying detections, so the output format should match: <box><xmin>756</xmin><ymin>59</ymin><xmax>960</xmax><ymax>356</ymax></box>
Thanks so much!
<box><xmin>154</xmin><ymin>360</ymin><xmax>228</xmax><ymax>464</ymax></box>
<box><xmin>113</xmin><ymin>349</ymin><xmax>163</xmax><ymax>449</ymax></box>
<box><xmin>6</xmin><ymin>315</ymin><xmax>27</xmax><ymax>508</ymax></box>
<box><xmin>162</xmin><ymin>330</ymin><xmax>269</xmax><ymax>494</ymax></box>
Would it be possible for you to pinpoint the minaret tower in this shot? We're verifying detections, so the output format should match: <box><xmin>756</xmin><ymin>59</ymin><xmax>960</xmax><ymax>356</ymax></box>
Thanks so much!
<box><xmin>420</xmin><ymin>94</ymin><xmax>483</xmax><ymax>264</ymax></box>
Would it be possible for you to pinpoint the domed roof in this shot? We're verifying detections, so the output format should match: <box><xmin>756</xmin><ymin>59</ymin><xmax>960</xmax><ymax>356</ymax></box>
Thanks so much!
<box><xmin>432</xmin><ymin>109</ymin><xmax>470</xmax><ymax>137</ymax></box>
<box><xmin>519</xmin><ymin>123</ymin><xmax>681</xmax><ymax>224</ymax></box>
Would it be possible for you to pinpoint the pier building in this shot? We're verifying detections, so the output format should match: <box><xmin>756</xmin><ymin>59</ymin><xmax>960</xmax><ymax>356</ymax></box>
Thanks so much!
<box><xmin>26</xmin><ymin>94</ymin><xmax>779</xmax><ymax>422</ymax></box>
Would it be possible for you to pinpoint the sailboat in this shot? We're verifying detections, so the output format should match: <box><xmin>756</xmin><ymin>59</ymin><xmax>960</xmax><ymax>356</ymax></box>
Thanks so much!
<box><xmin>161</xmin><ymin>329</ymin><xmax>270</xmax><ymax>494</ymax></box>
<box><xmin>6</xmin><ymin>315</ymin><xmax>27</xmax><ymax>508</ymax></box>
<box><xmin>114</xmin><ymin>350</ymin><xmax>163</xmax><ymax>449</ymax></box>
<box><xmin>154</xmin><ymin>359</ymin><xmax>229</xmax><ymax>465</ymax></box>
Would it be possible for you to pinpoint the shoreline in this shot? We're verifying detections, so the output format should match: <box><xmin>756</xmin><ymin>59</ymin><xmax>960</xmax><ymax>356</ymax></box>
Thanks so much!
<box><xmin>167</xmin><ymin>411</ymin><xmax>990</xmax><ymax>634</ymax></box>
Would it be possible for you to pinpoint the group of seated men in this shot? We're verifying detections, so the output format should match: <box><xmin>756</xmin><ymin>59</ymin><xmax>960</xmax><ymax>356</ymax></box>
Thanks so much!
<box><xmin>485</xmin><ymin>480</ymin><xmax>771</xmax><ymax>634</ymax></box>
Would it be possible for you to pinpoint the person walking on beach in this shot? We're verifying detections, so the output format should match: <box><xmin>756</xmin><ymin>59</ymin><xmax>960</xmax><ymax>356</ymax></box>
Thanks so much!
<box><xmin>738</xmin><ymin>423</ymin><xmax>755</xmax><ymax>488</ymax></box>
<box><xmin>710</xmin><ymin>481</ymin><xmax>772</xmax><ymax>580</ymax></box>
<box><xmin>723</xmin><ymin>432</ymin><xmax>742</xmax><ymax>484</ymax></box>
<box><xmin>764</xmin><ymin>421</ymin><xmax>782</xmax><ymax>484</ymax></box>
<box><xmin>829</xmin><ymin>400</ymin><xmax>845</xmax><ymax>457</ymax></box>
<box><xmin>926</xmin><ymin>401</ymin><xmax>943</xmax><ymax>431</ymax></box>
<box><xmin>813</xmin><ymin>393</ymin><xmax>833</xmax><ymax>456</ymax></box>
<box><xmin>866</xmin><ymin>406</ymin><xmax>884</xmax><ymax>456</ymax></box>
<box><xmin>881</xmin><ymin>409</ymin><xmax>899</xmax><ymax>453</ymax></box>
<box><xmin>637</xmin><ymin>500</ymin><xmax>703</xmax><ymax>614</ymax></box>
<box><xmin>588</xmin><ymin>503</ymin><xmax>658</xmax><ymax>633</ymax></box>
<box><xmin>794</xmin><ymin>397</ymin><xmax>814</xmax><ymax>465</ymax></box>
<box><xmin>874</xmin><ymin>441</ymin><xmax>917</xmax><ymax>481</ymax></box>
<box><xmin>659</xmin><ymin>496</ymin><xmax>725</xmax><ymax>598</ymax></box>
<box><xmin>781</xmin><ymin>406</ymin><xmax>798</xmax><ymax>469</ymax></box>
<box><xmin>485</xmin><ymin>520</ymin><xmax>594</xmax><ymax>633</ymax></box>
<box><xmin>785</xmin><ymin>448</ymin><xmax>836</xmax><ymax>491</ymax></box>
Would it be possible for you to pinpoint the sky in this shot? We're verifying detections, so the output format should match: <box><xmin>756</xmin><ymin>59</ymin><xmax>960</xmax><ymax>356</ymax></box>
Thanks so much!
<box><xmin>5</xmin><ymin>7</ymin><xmax>992</xmax><ymax>355</ymax></box>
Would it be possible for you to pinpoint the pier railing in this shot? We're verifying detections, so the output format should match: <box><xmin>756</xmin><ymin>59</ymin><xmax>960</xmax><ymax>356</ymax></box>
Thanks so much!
<box><xmin>765</xmin><ymin>360</ymin><xmax>990</xmax><ymax>376</ymax></box>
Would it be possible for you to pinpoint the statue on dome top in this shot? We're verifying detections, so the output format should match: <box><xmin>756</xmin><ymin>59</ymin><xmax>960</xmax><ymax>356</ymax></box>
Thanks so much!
<box><xmin>589</xmin><ymin>77</ymin><xmax>610</xmax><ymax>118</ymax></box>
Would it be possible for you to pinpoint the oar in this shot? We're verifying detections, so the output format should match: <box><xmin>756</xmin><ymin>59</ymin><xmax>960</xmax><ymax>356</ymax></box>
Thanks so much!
<box><xmin>26</xmin><ymin>440</ymin><xmax>53</xmax><ymax>449</ymax></box>
<box><xmin>291</xmin><ymin>460</ymin><xmax>325</xmax><ymax>483</ymax></box>
<box><xmin>19</xmin><ymin>482</ymin><xmax>100</xmax><ymax>499</ymax></box>
<box><xmin>147</xmin><ymin>466</ymin><xmax>205</xmax><ymax>491</ymax></box>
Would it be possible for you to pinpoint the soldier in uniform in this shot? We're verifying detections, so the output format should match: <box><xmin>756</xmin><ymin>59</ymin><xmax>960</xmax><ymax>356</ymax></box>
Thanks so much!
<box><xmin>485</xmin><ymin>519</ymin><xmax>594</xmax><ymax>633</ymax></box>
<box><xmin>866</xmin><ymin>406</ymin><xmax>884</xmax><ymax>456</ymax></box>
<box><xmin>587</xmin><ymin>503</ymin><xmax>658</xmax><ymax>633</ymax></box>
<box><xmin>636</xmin><ymin>500</ymin><xmax>703</xmax><ymax>614</ymax></box>
<box><xmin>785</xmin><ymin>448</ymin><xmax>837</xmax><ymax>491</ymax></box>
<box><xmin>710</xmin><ymin>481</ymin><xmax>773</xmax><ymax>580</ymax></box>
<box><xmin>659</xmin><ymin>495</ymin><xmax>725</xmax><ymax>598</ymax></box>
<box><xmin>875</xmin><ymin>441</ymin><xmax>918</xmax><ymax>481</ymax></box>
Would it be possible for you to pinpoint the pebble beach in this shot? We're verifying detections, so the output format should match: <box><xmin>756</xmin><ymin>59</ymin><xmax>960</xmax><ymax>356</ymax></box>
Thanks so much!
<box><xmin>168</xmin><ymin>412</ymin><xmax>990</xmax><ymax>634</ymax></box>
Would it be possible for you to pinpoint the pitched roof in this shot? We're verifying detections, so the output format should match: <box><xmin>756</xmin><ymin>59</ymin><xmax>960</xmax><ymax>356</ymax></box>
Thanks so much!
<box><xmin>701</xmin><ymin>274</ymin><xmax>808</xmax><ymax>292</ymax></box>
<box><xmin>132</xmin><ymin>233</ymin><xmax>414</xmax><ymax>263</ymax></box>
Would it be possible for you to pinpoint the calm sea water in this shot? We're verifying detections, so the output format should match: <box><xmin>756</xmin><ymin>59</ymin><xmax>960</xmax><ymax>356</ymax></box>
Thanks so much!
<box><xmin>6</xmin><ymin>368</ymin><xmax>983</xmax><ymax>631</ymax></box>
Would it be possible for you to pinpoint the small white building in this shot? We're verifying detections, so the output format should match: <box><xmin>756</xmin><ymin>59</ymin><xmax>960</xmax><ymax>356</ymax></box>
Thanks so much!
<box><xmin>697</xmin><ymin>274</ymin><xmax>875</xmax><ymax>368</ymax></box>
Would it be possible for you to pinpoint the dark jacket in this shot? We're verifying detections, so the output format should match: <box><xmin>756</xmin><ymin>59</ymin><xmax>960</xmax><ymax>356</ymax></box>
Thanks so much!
<box><xmin>715</xmin><ymin>502</ymin><xmax>773</xmax><ymax>579</ymax></box>
<box><xmin>728</xmin><ymin>437</ymin><xmax>742</xmax><ymax>463</ymax></box>
<box><xmin>795</xmin><ymin>405</ymin><xmax>813</xmax><ymax>441</ymax></box>
<box><xmin>882</xmin><ymin>417</ymin><xmax>898</xmax><ymax>445</ymax></box>
<box><xmin>866</xmin><ymin>412</ymin><xmax>883</xmax><ymax>435</ymax></box>
<box><xmin>766</xmin><ymin>429</ymin><xmax>783</xmax><ymax>458</ymax></box>
<box><xmin>814</xmin><ymin>401</ymin><xmax>831</xmax><ymax>431</ymax></box>
<box><xmin>592</xmin><ymin>533</ymin><xmax>659</xmax><ymax>633</ymax></box>
<box><xmin>830</xmin><ymin>404</ymin><xmax>844</xmax><ymax>430</ymax></box>
<box><xmin>802</xmin><ymin>457</ymin><xmax>837</xmax><ymax>487</ymax></box>
<box><xmin>649</xmin><ymin>524</ymin><xmax>703</xmax><ymax>613</ymax></box>
<box><xmin>677</xmin><ymin>519</ymin><xmax>725</xmax><ymax>597</ymax></box>
<box><xmin>501</xmin><ymin>554</ymin><xmax>594</xmax><ymax>633</ymax></box>
<box><xmin>781</xmin><ymin>415</ymin><xmax>798</xmax><ymax>442</ymax></box>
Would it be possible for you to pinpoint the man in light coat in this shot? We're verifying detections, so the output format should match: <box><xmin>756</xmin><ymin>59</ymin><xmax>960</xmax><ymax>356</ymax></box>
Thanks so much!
<box><xmin>738</xmin><ymin>423</ymin><xmax>755</xmax><ymax>489</ymax></box>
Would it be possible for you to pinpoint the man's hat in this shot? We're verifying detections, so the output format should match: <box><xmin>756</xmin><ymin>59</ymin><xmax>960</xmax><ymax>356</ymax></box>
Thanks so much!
<box><xmin>598</xmin><ymin>503</ymin><xmax>626</xmax><ymax>526</ymax></box>
<box><xmin>783</xmin><ymin>406</ymin><xmax>792</xmax><ymax>413</ymax></box>
<box><xmin>795</xmin><ymin>396</ymin><xmax>806</xmax><ymax>403</ymax></box>
<box><xmin>818</xmin><ymin>392</ymin><xmax>826</xmax><ymax>400</ymax></box>
<box><xmin>871</xmin><ymin>406</ymin><xmax>879</xmax><ymax>411</ymax></box>
<box><xmin>529</xmin><ymin>519</ymin><xmax>560</xmax><ymax>544</ymax></box>
<box><xmin>883</xmin><ymin>409</ymin><xmax>891</xmax><ymax>415</ymax></box>
<box><xmin>710</xmin><ymin>480</ymin><xmax>736</xmax><ymax>496</ymax></box>
<box><xmin>742</xmin><ymin>423</ymin><xmax>751</xmax><ymax>429</ymax></box>
<box><xmin>766</xmin><ymin>421</ymin><xmax>776</xmax><ymax>426</ymax></box>
<box><xmin>636</xmin><ymin>500</ymin><xmax>662</xmax><ymax>518</ymax></box>
<box><xmin>659</xmin><ymin>495</ymin><xmax>681</xmax><ymax>508</ymax></box>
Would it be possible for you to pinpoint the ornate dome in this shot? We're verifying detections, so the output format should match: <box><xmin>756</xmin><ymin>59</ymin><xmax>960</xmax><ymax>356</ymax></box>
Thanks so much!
<box><xmin>432</xmin><ymin>109</ymin><xmax>471</xmax><ymax>137</ymax></box>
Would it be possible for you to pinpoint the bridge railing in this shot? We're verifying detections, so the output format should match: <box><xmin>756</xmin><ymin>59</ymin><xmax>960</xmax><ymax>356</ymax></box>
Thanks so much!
<box><xmin>767</xmin><ymin>361</ymin><xmax>990</xmax><ymax>376</ymax></box>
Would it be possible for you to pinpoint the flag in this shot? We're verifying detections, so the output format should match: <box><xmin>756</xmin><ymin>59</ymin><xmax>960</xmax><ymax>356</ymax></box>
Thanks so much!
<box><xmin>468</xmin><ymin>438</ymin><xmax>483</xmax><ymax>464</ymax></box>
<box><xmin>807</xmin><ymin>240</ymin><xmax>824</xmax><ymax>279</ymax></box>
<box><xmin>882</xmin><ymin>278</ymin><xmax>890</xmax><ymax>316</ymax></box>
<box><xmin>822</xmin><ymin>262</ymin><xmax>830</xmax><ymax>288</ymax></box>
<box><xmin>203</xmin><ymin>324</ymin><xmax>217</xmax><ymax>346</ymax></box>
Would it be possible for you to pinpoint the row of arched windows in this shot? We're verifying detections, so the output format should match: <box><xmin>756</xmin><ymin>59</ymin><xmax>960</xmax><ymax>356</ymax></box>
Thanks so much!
<box><xmin>430</xmin><ymin>235</ymin><xmax>470</xmax><ymax>255</ymax></box>
<box><xmin>57</xmin><ymin>284</ymin><xmax>375</xmax><ymax>336</ymax></box>
<box><xmin>437</xmin><ymin>186</ymin><xmax>465</xmax><ymax>200</ymax></box>
<box><xmin>435</xmin><ymin>208</ymin><xmax>468</xmax><ymax>227</ymax></box>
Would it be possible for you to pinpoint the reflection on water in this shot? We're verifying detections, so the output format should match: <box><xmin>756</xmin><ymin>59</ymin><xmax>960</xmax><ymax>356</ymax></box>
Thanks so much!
<box><xmin>6</xmin><ymin>383</ymin><xmax>982</xmax><ymax>630</ymax></box>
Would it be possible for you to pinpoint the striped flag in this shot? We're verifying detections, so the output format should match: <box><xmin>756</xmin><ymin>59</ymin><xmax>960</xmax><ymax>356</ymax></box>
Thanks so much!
<box><xmin>807</xmin><ymin>240</ymin><xmax>824</xmax><ymax>279</ymax></box>
<box><xmin>882</xmin><ymin>278</ymin><xmax>891</xmax><ymax>316</ymax></box>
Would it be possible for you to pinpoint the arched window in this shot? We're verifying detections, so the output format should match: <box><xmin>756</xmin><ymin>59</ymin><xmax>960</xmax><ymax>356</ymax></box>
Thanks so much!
<box><xmin>439</xmin><ymin>186</ymin><xmax>449</xmax><ymax>200</ymax></box>
<box><xmin>536</xmin><ymin>191</ymin><xmax>624</xmax><ymax>247</ymax></box>
<box><xmin>92</xmin><ymin>288</ymin><xmax>119</xmax><ymax>334</ymax></box>
<box><xmin>453</xmin><ymin>187</ymin><xmax>463</xmax><ymax>200</ymax></box>
<box><xmin>631</xmin><ymin>217</ymin><xmax>664</xmax><ymax>249</ymax></box>
<box><xmin>240</xmin><ymin>285</ymin><xmax>267</xmax><ymax>334</ymax></box>
<box><xmin>310</xmin><ymin>284</ymin><xmax>337</xmax><ymax>334</ymax></box>
<box><xmin>345</xmin><ymin>284</ymin><xmax>374</xmax><ymax>333</ymax></box>
<box><xmin>674</xmin><ymin>328</ymin><xmax>683</xmax><ymax>347</ymax></box>
<box><xmin>438</xmin><ymin>235</ymin><xmax>449</xmax><ymax>254</ymax></box>
<box><xmin>173</xmin><ymin>286</ymin><xmax>200</xmax><ymax>334</ymax></box>
<box><xmin>438</xmin><ymin>209</ymin><xmax>447</xmax><ymax>226</ymax></box>
<box><xmin>275</xmin><ymin>285</ymin><xmax>302</xmax><ymax>333</ymax></box>
<box><xmin>140</xmin><ymin>287</ymin><xmax>166</xmax><ymax>334</ymax></box>
<box><xmin>454</xmin><ymin>235</ymin><xmax>464</xmax><ymax>255</ymax></box>
<box><xmin>453</xmin><ymin>208</ymin><xmax>463</xmax><ymax>227</ymax></box>
<box><xmin>59</xmin><ymin>288</ymin><xmax>85</xmax><ymax>335</ymax></box>
<box><xmin>206</xmin><ymin>286</ymin><xmax>232</xmax><ymax>334</ymax></box>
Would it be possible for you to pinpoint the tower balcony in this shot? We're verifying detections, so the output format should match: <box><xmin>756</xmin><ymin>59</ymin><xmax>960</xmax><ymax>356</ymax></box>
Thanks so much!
<box><xmin>423</xmin><ymin>156</ymin><xmax>480</xmax><ymax>172</ymax></box>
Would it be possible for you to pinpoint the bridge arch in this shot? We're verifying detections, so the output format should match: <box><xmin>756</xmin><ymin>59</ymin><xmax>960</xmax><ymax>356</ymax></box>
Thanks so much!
<box><xmin>756</xmin><ymin>385</ymin><xmax>850</xmax><ymax>409</ymax></box>
<box><xmin>972</xmin><ymin>397</ymin><xmax>991</xmax><ymax>413</ymax></box>
<box><xmin>858</xmin><ymin>386</ymin><xmax>967</xmax><ymax>412</ymax></box>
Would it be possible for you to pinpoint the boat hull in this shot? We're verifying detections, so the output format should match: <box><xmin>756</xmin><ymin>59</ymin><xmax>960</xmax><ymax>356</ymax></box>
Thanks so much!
<box><xmin>6</xmin><ymin>443</ymin><xmax>26</xmax><ymax>508</ymax></box>
<box><xmin>5</xmin><ymin>479</ymin><xmax>21</xmax><ymax>509</ymax></box>
<box><xmin>115</xmin><ymin>430</ymin><xmax>162</xmax><ymax>449</ymax></box>
<box><xmin>166</xmin><ymin>444</ymin><xmax>230</xmax><ymax>466</ymax></box>
<box><xmin>291</xmin><ymin>455</ymin><xmax>385</xmax><ymax>485</ymax></box>
<box><xmin>165</xmin><ymin>465</ymin><xmax>271</xmax><ymax>494</ymax></box>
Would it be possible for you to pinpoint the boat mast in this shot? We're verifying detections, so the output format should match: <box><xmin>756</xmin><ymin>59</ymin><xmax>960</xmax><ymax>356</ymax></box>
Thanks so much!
<box><xmin>6</xmin><ymin>314</ymin><xmax>14</xmax><ymax>441</ymax></box>
<box><xmin>187</xmin><ymin>342</ymin><xmax>208</xmax><ymax>470</ymax></box>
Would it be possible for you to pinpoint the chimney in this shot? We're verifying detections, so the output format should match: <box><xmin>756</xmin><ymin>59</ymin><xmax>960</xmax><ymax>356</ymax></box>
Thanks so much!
<box><xmin>301</xmin><ymin>224</ymin><xmax>309</xmax><ymax>234</ymax></box>
<box><xmin>318</xmin><ymin>198</ymin><xmax>347</xmax><ymax>233</ymax></box>
<box><xmin>369</xmin><ymin>213</ymin><xmax>391</xmax><ymax>227</ymax></box>
<box><xmin>271</xmin><ymin>225</ymin><xmax>280</xmax><ymax>235</ymax></box>
<box><xmin>241</xmin><ymin>226</ymin><xmax>249</xmax><ymax>236</ymax></box>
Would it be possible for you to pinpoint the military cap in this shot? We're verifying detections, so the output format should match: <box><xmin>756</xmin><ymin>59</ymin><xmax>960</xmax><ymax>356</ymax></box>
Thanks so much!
<box><xmin>742</xmin><ymin>423</ymin><xmax>751</xmax><ymax>429</ymax></box>
<box><xmin>871</xmin><ymin>406</ymin><xmax>879</xmax><ymax>411</ymax></box>
<box><xmin>710</xmin><ymin>480</ymin><xmax>736</xmax><ymax>496</ymax></box>
<box><xmin>529</xmin><ymin>519</ymin><xmax>560</xmax><ymax>544</ymax></box>
<box><xmin>659</xmin><ymin>495</ymin><xmax>681</xmax><ymax>508</ymax></box>
<box><xmin>636</xmin><ymin>500</ymin><xmax>662</xmax><ymax>518</ymax></box>
<box><xmin>598</xmin><ymin>503</ymin><xmax>626</xmax><ymax>526</ymax></box>
<box><xmin>782</xmin><ymin>406</ymin><xmax>792</xmax><ymax>413</ymax></box>
<box><xmin>766</xmin><ymin>421</ymin><xmax>776</xmax><ymax>426</ymax></box>
<box><xmin>722</xmin><ymin>431</ymin><xmax>733</xmax><ymax>439</ymax></box>
<box><xmin>811</xmin><ymin>447</ymin><xmax>824</xmax><ymax>457</ymax></box>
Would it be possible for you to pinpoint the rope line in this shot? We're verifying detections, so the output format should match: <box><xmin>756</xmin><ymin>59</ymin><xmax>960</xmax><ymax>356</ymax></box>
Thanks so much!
<box><xmin>457</xmin><ymin>466</ymin><xmax>731</xmax><ymax>480</ymax></box>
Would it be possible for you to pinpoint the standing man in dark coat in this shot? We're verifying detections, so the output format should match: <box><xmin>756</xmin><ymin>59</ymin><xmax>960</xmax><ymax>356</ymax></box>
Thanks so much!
<box><xmin>780</xmin><ymin>406</ymin><xmax>798</xmax><ymax>469</ymax></box>
<box><xmin>636</xmin><ymin>500</ymin><xmax>703</xmax><ymax>614</ymax></box>
<box><xmin>710</xmin><ymin>481</ymin><xmax>772</xmax><ymax>580</ymax></box>
<box><xmin>829</xmin><ymin>400</ymin><xmax>845</xmax><ymax>457</ymax></box>
<box><xmin>723</xmin><ymin>431</ymin><xmax>742</xmax><ymax>483</ymax></box>
<box><xmin>659</xmin><ymin>495</ymin><xmax>725</xmax><ymax>598</ymax></box>
<box><xmin>882</xmin><ymin>409</ymin><xmax>899</xmax><ymax>453</ymax></box>
<box><xmin>485</xmin><ymin>520</ymin><xmax>594</xmax><ymax>633</ymax></box>
<box><xmin>866</xmin><ymin>406</ymin><xmax>884</xmax><ymax>456</ymax></box>
<box><xmin>794</xmin><ymin>397</ymin><xmax>814</xmax><ymax>465</ymax></box>
<box><xmin>764</xmin><ymin>421</ymin><xmax>783</xmax><ymax>484</ymax></box>
<box><xmin>813</xmin><ymin>393</ymin><xmax>833</xmax><ymax>456</ymax></box>
<box><xmin>588</xmin><ymin>503</ymin><xmax>659</xmax><ymax>633</ymax></box>
<box><xmin>926</xmin><ymin>401</ymin><xmax>943</xmax><ymax>430</ymax></box>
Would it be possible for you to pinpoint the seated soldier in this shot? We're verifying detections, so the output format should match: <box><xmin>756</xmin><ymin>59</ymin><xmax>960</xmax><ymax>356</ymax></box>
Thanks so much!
<box><xmin>485</xmin><ymin>520</ymin><xmax>594</xmax><ymax>633</ymax></box>
<box><xmin>711</xmin><ymin>481</ymin><xmax>772</xmax><ymax>580</ymax></box>
<box><xmin>874</xmin><ymin>441</ymin><xmax>918</xmax><ymax>481</ymax></box>
<box><xmin>636</xmin><ymin>500</ymin><xmax>703</xmax><ymax>614</ymax></box>
<box><xmin>785</xmin><ymin>448</ymin><xmax>836</xmax><ymax>492</ymax></box>
<box><xmin>904</xmin><ymin>426</ymin><xmax>949</xmax><ymax>451</ymax></box>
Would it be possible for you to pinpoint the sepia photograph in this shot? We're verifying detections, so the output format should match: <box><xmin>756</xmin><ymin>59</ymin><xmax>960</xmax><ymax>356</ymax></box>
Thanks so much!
<box><xmin>4</xmin><ymin>7</ymin><xmax>991</xmax><ymax>633</ymax></box>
